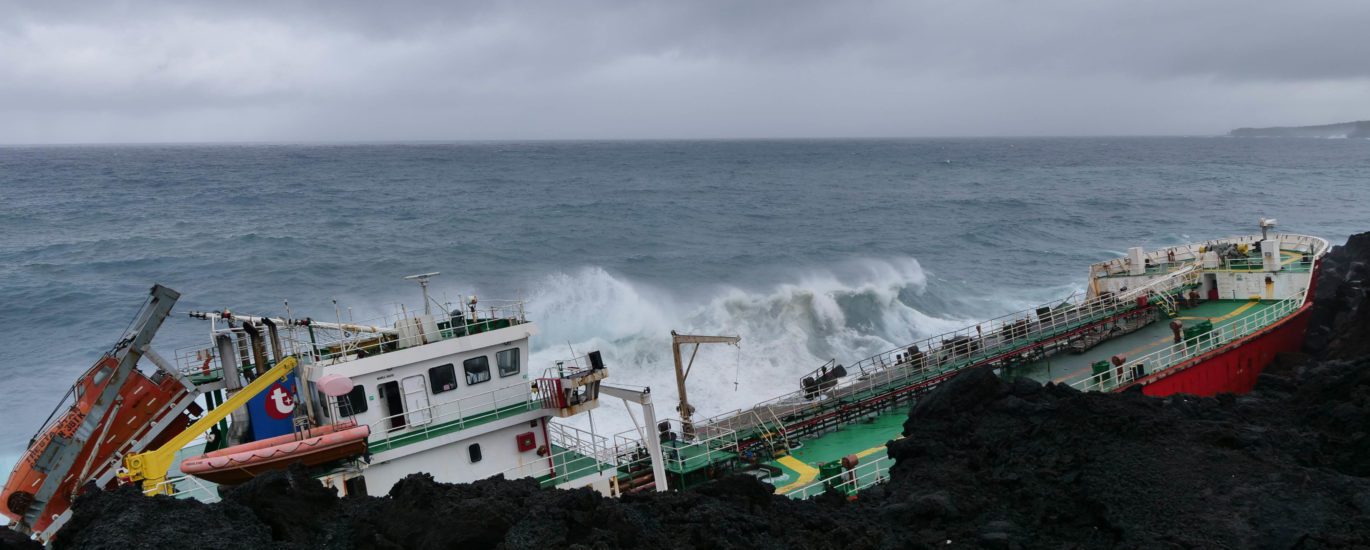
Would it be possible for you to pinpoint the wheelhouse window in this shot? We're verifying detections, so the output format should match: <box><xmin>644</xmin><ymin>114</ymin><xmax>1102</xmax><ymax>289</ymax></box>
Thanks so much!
<box><xmin>464</xmin><ymin>356</ymin><xmax>491</xmax><ymax>386</ymax></box>
<box><xmin>340</xmin><ymin>385</ymin><xmax>368</xmax><ymax>417</ymax></box>
<box><xmin>429</xmin><ymin>363</ymin><xmax>458</xmax><ymax>394</ymax></box>
<box><xmin>497</xmin><ymin>348</ymin><xmax>520</xmax><ymax>378</ymax></box>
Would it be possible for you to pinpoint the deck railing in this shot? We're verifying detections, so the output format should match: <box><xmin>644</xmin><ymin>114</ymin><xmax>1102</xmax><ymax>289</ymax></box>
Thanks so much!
<box><xmin>368</xmin><ymin>378</ymin><xmax>540</xmax><ymax>452</ymax></box>
<box><xmin>1091</xmin><ymin>233</ymin><xmax>1327</xmax><ymax>278</ymax></box>
<box><xmin>500</xmin><ymin>422</ymin><xmax>618</xmax><ymax>488</ymax></box>
<box><xmin>782</xmin><ymin>455</ymin><xmax>895</xmax><ymax>500</ymax></box>
<box><xmin>297</xmin><ymin>299</ymin><xmax>528</xmax><ymax>364</ymax></box>
<box><xmin>1071</xmin><ymin>291</ymin><xmax>1306</xmax><ymax>393</ymax></box>
<box><xmin>157</xmin><ymin>474</ymin><xmax>222</xmax><ymax>501</ymax></box>
<box><xmin>174</xmin><ymin>300</ymin><xmax>530</xmax><ymax>380</ymax></box>
<box><xmin>701</xmin><ymin>274</ymin><xmax>1192</xmax><ymax>436</ymax></box>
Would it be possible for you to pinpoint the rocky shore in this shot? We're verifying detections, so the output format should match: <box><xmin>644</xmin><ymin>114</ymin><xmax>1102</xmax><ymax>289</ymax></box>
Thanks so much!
<box><xmin>10</xmin><ymin>233</ymin><xmax>1370</xmax><ymax>550</ymax></box>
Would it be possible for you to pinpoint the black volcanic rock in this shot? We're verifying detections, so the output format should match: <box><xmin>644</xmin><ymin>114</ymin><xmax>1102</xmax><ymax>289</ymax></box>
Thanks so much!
<box><xmin>1306</xmin><ymin>231</ymin><xmax>1370</xmax><ymax>360</ymax></box>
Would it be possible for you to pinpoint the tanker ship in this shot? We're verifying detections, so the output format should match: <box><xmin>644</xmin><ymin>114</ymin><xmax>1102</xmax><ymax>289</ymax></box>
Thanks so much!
<box><xmin>2</xmin><ymin>219</ymin><xmax>1328</xmax><ymax>543</ymax></box>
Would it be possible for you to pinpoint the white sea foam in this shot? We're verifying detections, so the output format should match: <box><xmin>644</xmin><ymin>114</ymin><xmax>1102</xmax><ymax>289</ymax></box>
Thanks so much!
<box><xmin>519</xmin><ymin>257</ymin><xmax>1046</xmax><ymax>436</ymax></box>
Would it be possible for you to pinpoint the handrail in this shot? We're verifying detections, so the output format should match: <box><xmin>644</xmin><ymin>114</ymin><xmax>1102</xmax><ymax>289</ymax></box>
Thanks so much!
<box><xmin>783</xmin><ymin>456</ymin><xmax>895</xmax><ymax>500</ymax></box>
<box><xmin>153</xmin><ymin>474</ymin><xmax>223</xmax><ymax>501</ymax></box>
<box><xmin>368</xmin><ymin>378</ymin><xmax>540</xmax><ymax>451</ymax></box>
<box><xmin>1090</xmin><ymin>233</ymin><xmax>1328</xmax><ymax>277</ymax></box>
<box><xmin>177</xmin><ymin>300</ymin><xmax>531</xmax><ymax>378</ymax></box>
<box><xmin>499</xmin><ymin>422</ymin><xmax>617</xmax><ymax>488</ymax></box>
<box><xmin>1071</xmin><ymin>291</ymin><xmax>1306</xmax><ymax>393</ymax></box>
<box><xmin>701</xmin><ymin>276</ymin><xmax>1188</xmax><ymax>435</ymax></box>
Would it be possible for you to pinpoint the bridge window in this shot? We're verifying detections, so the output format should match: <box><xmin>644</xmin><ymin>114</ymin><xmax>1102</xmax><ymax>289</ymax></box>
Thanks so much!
<box><xmin>429</xmin><ymin>363</ymin><xmax>458</xmax><ymax>394</ymax></box>
<box><xmin>464</xmin><ymin>356</ymin><xmax>491</xmax><ymax>386</ymax></box>
<box><xmin>497</xmin><ymin>349</ymin><xmax>520</xmax><ymax>378</ymax></box>
<box><xmin>340</xmin><ymin>385</ymin><xmax>368</xmax><ymax>417</ymax></box>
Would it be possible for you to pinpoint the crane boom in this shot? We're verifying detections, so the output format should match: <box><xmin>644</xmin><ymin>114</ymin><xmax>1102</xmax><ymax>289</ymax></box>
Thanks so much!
<box><xmin>671</xmin><ymin>334</ymin><xmax>742</xmax><ymax>345</ymax></box>
<box><xmin>120</xmin><ymin>356</ymin><xmax>300</xmax><ymax>495</ymax></box>
<box><xmin>670</xmin><ymin>330</ymin><xmax>741</xmax><ymax>439</ymax></box>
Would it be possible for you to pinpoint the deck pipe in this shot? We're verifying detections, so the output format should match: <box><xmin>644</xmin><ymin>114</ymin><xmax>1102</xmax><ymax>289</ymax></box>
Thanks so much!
<box><xmin>261</xmin><ymin>317</ymin><xmax>284</xmax><ymax>365</ymax></box>
<box><xmin>216</xmin><ymin>332</ymin><xmax>253</xmax><ymax>446</ymax></box>
<box><xmin>242</xmin><ymin>322</ymin><xmax>270</xmax><ymax>378</ymax></box>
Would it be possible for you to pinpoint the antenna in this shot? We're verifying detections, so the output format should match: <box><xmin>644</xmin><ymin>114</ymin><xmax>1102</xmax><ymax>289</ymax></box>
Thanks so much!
<box><xmin>404</xmin><ymin>272</ymin><xmax>441</xmax><ymax>315</ymax></box>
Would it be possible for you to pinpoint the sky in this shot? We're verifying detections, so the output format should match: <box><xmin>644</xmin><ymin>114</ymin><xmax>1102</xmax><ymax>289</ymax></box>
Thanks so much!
<box><xmin>1</xmin><ymin>0</ymin><xmax>1368</xmax><ymax>143</ymax></box>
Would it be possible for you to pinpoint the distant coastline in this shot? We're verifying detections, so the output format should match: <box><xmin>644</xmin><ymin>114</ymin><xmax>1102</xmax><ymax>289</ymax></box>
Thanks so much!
<box><xmin>1230</xmin><ymin>120</ymin><xmax>1369</xmax><ymax>138</ymax></box>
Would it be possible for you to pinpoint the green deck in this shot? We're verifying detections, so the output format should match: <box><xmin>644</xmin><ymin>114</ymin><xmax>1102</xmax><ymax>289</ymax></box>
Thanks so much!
<box><xmin>766</xmin><ymin>411</ymin><xmax>905</xmax><ymax>494</ymax></box>
<box><xmin>535</xmin><ymin>445</ymin><xmax>610</xmax><ymax>488</ymax></box>
<box><xmin>760</xmin><ymin>298</ymin><xmax>1287</xmax><ymax>497</ymax></box>
<box><xmin>1011</xmin><ymin>299</ymin><xmax>1281</xmax><ymax>387</ymax></box>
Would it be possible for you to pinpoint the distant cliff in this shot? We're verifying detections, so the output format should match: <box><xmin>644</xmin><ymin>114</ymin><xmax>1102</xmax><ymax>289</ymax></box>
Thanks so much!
<box><xmin>1230</xmin><ymin>120</ymin><xmax>1370</xmax><ymax>138</ymax></box>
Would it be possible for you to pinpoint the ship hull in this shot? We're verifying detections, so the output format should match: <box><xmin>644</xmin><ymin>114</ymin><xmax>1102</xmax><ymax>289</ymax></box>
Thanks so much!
<box><xmin>1133</xmin><ymin>260</ymin><xmax>1321</xmax><ymax>398</ymax></box>
<box><xmin>1134</xmin><ymin>301</ymin><xmax>1312</xmax><ymax>397</ymax></box>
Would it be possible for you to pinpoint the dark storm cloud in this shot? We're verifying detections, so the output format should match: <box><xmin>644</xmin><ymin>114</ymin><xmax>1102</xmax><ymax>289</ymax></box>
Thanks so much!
<box><xmin>1</xmin><ymin>0</ymin><xmax>1367</xmax><ymax>143</ymax></box>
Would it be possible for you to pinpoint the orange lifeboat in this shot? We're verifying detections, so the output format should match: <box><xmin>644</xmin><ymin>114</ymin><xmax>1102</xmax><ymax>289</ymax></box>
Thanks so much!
<box><xmin>179</xmin><ymin>422</ymin><xmax>370</xmax><ymax>485</ymax></box>
<box><xmin>2</xmin><ymin>284</ymin><xmax>192</xmax><ymax>541</ymax></box>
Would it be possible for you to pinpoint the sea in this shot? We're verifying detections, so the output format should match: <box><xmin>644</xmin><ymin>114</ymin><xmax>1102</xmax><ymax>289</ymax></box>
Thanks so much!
<box><xmin>1</xmin><ymin>137</ymin><xmax>1367</xmax><ymax>480</ymax></box>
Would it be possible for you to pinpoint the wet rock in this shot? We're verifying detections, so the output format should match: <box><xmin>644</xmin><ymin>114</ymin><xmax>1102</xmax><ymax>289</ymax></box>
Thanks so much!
<box><xmin>910</xmin><ymin>492</ymin><xmax>958</xmax><ymax>519</ymax></box>
<box><xmin>905</xmin><ymin>366</ymin><xmax>1005</xmax><ymax>423</ymax></box>
<box><xmin>0</xmin><ymin>528</ymin><xmax>41</xmax><ymax>550</ymax></box>
<box><xmin>1307</xmin><ymin>231</ymin><xmax>1370</xmax><ymax>360</ymax></box>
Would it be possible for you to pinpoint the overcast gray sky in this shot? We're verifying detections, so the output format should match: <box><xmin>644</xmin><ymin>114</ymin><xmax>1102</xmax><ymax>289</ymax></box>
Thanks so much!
<box><xmin>2</xmin><ymin>0</ymin><xmax>1367</xmax><ymax>143</ymax></box>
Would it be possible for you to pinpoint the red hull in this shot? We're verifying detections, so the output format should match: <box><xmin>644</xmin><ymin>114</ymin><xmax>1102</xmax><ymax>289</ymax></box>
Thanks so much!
<box><xmin>1131</xmin><ymin>259</ymin><xmax>1322</xmax><ymax>398</ymax></box>
<box><xmin>1133</xmin><ymin>302</ymin><xmax>1310</xmax><ymax>397</ymax></box>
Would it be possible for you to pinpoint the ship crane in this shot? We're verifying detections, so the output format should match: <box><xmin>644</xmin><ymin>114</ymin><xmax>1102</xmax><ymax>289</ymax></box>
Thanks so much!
<box><xmin>670</xmin><ymin>331</ymin><xmax>741</xmax><ymax>440</ymax></box>
<box><xmin>119</xmin><ymin>356</ymin><xmax>300</xmax><ymax>495</ymax></box>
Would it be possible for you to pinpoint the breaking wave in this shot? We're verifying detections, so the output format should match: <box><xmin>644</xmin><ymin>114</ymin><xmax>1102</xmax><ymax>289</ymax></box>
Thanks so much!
<box><xmin>521</xmin><ymin>257</ymin><xmax>1060</xmax><ymax>435</ymax></box>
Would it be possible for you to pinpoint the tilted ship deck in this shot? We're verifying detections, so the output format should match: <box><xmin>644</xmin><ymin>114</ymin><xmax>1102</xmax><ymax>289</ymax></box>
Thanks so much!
<box><xmin>2</xmin><ymin>221</ymin><xmax>1328</xmax><ymax>542</ymax></box>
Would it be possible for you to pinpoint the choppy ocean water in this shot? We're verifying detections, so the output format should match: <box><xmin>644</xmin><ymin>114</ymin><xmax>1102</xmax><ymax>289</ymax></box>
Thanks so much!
<box><xmin>1</xmin><ymin>137</ymin><xmax>1366</xmax><ymax>475</ymax></box>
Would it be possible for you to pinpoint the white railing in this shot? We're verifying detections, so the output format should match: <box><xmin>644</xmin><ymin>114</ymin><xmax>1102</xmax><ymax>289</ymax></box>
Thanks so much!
<box><xmin>151</xmin><ymin>474</ymin><xmax>221</xmax><ymax>502</ymax></box>
<box><xmin>606</xmin><ymin>418</ymin><xmax>740</xmax><ymax>490</ymax></box>
<box><xmin>1120</xmin><ymin>264</ymin><xmax>1199</xmax><ymax>300</ymax></box>
<box><xmin>368</xmin><ymin>379</ymin><xmax>539</xmax><ymax>452</ymax></box>
<box><xmin>1071</xmin><ymin>291</ymin><xmax>1306</xmax><ymax>393</ymax></box>
<box><xmin>703</xmin><ymin>280</ymin><xmax>1178</xmax><ymax>436</ymax></box>
<box><xmin>298</xmin><ymin>299</ymin><xmax>529</xmax><ymax>365</ymax></box>
<box><xmin>1091</xmin><ymin>233</ymin><xmax>1328</xmax><ymax>278</ymax></box>
<box><xmin>175</xmin><ymin>299</ymin><xmax>530</xmax><ymax>377</ymax></box>
<box><xmin>499</xmin><ymin>422</ymin><xmax>617</xmax><ymax>488</ymax></box>
<box><xmin>783</xmin><ymin>455</ymin><xmax>895</xmax><ymax>500</ymax></box>
<box><xmin>551</xmin><ymin>421</ymin><xmax>618</xmax><ymax>466</ymax></box>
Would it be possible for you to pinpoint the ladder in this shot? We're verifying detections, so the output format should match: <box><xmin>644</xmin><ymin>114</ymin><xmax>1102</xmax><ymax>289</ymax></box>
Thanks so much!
<box><xmin>1151</xmin><ymin>290</ymin><xmax>1179</xmax><ymax>318</ymax></box>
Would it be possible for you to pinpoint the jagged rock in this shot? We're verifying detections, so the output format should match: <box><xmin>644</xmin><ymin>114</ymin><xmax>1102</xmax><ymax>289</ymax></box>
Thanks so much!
<box><xmin>1306</xmin><ymin>231</ymin><xmax>1370</xmax><ymax>359</ymax></box>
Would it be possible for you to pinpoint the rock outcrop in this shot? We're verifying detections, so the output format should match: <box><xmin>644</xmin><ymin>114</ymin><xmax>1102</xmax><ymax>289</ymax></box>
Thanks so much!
<box><xmin>1306</xmin><ymin>231</ymin><xmax>1370</xmax><ymax>359</ymax></box>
